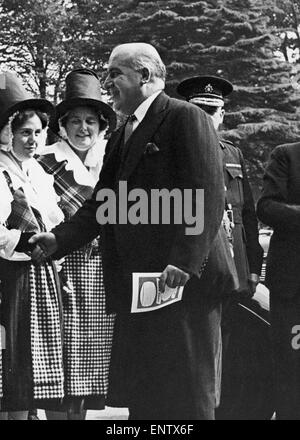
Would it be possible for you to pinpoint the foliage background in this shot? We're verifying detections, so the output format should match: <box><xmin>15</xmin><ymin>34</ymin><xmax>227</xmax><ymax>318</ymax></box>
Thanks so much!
<box><xmin>1</xmin><ymin>0</ymin><xmax>300</xmax><ymax>198</ymax></box>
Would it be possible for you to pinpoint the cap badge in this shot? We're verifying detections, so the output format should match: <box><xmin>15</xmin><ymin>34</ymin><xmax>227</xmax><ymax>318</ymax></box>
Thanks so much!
<box><xmin>204</xmin><ymin>83</ymin><xmax>214</xmax><ymax>93</ymax></box>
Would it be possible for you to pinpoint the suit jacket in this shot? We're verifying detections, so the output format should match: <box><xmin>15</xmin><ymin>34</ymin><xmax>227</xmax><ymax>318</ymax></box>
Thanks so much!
<box><xmin>221</xmin><ymin>140</ymin><xmax>263</xmax><ymax>293</ymax></box>
<box><xmin>53</xmin><ymin>92</ymin><xmax>230</xmax><ymax>312</ymax></box>
<box><xmin>257</xmin><ymin>142</ymin><xmax>300</xmax><ymax>298</ymax></box>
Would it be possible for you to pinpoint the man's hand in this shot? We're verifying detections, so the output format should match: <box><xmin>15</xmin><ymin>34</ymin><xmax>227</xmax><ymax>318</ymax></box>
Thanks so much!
<box><xmin>29</xmin><ymin>232</ymin><xmax>58</xmax><ymax>264</ymax></box>
<box><xmin>248</xmin><ymin>273</ymin><xmax>260</xmax><ymax>295</ymax></box>
<box><xmin>159</xmin><ymin>264</ymin><xmax>190</xmax><ymax>292</ymax></box>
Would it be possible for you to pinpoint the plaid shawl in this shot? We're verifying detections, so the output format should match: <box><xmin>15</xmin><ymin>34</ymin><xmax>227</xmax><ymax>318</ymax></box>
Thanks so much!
<box><xmin>2</xmin><ymin>170</ymin><xmax>45</xmax><ymax>233</ymax></box>
<box><xmin>37</xmin><ymin>154</ymin><xmax>93</xmax><ymax>220</ymax></box>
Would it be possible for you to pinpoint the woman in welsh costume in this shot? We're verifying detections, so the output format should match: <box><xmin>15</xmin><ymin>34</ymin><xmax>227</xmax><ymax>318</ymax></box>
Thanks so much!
<box><xmin>0</xmin><ymin>71</ymin><xmax>65</xmax><ymax>420</ymax></box>
<box><xmin>39</xmin><ymin>69</ymin><xmax>116</xmax><ymax>420</ymax></box>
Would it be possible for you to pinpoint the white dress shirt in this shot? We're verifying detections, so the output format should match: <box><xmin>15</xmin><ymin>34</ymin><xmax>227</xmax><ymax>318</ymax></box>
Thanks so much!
<box><xmin>130</xmin><ymin>90</ymin><xmax>162</xmax><ymax>132</ymax></box>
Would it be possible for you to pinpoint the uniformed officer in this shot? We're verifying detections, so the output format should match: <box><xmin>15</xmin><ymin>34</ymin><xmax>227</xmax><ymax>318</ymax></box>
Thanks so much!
<box><xmin>177</xmin><ymin>75</ymin><xmax>268</xmax><ymax>419</ymax></box>
<box><xmin>177</xmin><ymin>75</ymin><xmax>263</xmax><ymax>298</ymax></box>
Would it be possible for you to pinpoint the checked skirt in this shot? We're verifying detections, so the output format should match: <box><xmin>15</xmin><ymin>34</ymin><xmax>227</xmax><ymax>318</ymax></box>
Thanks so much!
<box><xmin>61</xmin><ymin>247</ymin><xmax>115</xmax><ymax>397</ymax></box>
<box><xmin>0</xmin><ymin>259</ymin><xmax>64</xmax><ymax>411</ymax></box>
<box><xmin>29</xmin><ymin>262</ymin><xmax>64</xmax><ymax>400</ymax></box>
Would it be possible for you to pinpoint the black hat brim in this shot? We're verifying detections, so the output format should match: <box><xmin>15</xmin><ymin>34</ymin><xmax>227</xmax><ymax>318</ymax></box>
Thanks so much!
<box><xmin>0</xmin><ymin>98</ymin><xmax>54</xmax><ymax>132</ymax></box>
<box><xmin>50</xmin><ymin>98</ymin><xmax>116</xmax><ymax>134</ymax></box>
<box><xmin>177</xmin><ymin>75</ymin><xmax>233</xmax><ymax>99</ymax></box>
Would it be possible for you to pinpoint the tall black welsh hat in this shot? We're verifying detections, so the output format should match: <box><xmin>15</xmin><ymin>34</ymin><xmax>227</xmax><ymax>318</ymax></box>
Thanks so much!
<box><xmin>0</xmin><ymin>71</ymin><xmax>54</xmax><ymax>131</ymax></box>
<box><xmin>177</xmin><ymin>75</ymin><xmax>233</xmax><ymax>107</ymax></box>
<box><xmin>52</xmin><ymin>68</ymin><xmax>116</xmax><ymax>133</ymax></box>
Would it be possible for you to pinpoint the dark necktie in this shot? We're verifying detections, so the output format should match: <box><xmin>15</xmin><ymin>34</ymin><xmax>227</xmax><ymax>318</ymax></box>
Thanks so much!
<box><xmin>120</xmin><ymin>114</ymin><xmax>137</xmax><ymax>165</ymax></box>
<box><xmin>124</xmin><ymin>114</ymin><xmax>136</xmax><ymax>144</ymax></box>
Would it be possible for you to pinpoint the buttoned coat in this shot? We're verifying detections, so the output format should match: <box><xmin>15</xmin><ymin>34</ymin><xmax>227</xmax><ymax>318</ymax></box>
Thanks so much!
<box><xmin>53</xmin><ymin>92</ymin><xmax>236</xmax><ymax>419</ymax></box>
<box><xmin>257</xmin><ymin>142</ymin><xmax>300</xmax><ymax>298</ymax></box>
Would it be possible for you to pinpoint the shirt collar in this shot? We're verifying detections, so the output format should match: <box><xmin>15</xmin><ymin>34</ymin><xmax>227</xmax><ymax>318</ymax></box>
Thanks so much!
<box><xmin>133</xmin><ymin>90</ymin><xmax>162</xmax><ymax>124</ymax></box>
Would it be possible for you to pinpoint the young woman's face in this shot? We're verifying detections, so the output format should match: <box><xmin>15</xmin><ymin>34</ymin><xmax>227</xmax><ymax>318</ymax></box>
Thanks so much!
<box><xmin>65</xmin><ymin>107</ymin><xmax>100</xmax><ymax>151</ymax></box>
<box><xmin>12</xmin><ymin>114</ymin><xmax>44</xmax><ymax>162</ymax></box>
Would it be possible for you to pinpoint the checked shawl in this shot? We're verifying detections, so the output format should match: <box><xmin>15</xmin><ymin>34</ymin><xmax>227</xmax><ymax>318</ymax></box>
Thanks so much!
<box><xmin>2</xmin><ymin>170</ymin><xmax>45</xmax><ymax>233</ymax></box>
<box><xmin>37</xmin><ymin>154</ymin><xmax>93</xmax><ymax>219</ymax></box>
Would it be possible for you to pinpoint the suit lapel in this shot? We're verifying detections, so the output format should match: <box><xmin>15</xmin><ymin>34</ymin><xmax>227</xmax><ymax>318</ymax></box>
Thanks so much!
<box><xmin>98</xmin><ymin>124</ymin><xmax>125</xmax><ymax>187</ymax></box>
<box><xmin>101</xmin><ymin>126</ymin><xmax>124</xmax><ymax>171</ymax></box>
<box><xmin>119</xmin><ymin>92</ymin><xmax>170</xmax><ymax>181</ymax></box>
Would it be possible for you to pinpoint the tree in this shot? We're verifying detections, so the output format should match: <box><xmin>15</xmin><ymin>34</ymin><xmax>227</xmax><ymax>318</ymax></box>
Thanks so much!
<box><xmin>200</xmin><ymin>0</ymin><xmax>300</xmax><ymax>197</ymax></box>
<box><xmin>71</xmin><ymin>0</ymin><xmax>143</xmax><ymax>71</ymax></box>
<box><xmin>0</xmin><ymin>0</ymin><xmax>92</xmax><ymax>101</ymax></box>
<box><xmin>82</xmin><ymin>0</ymin><xmax>300</xmax><ymax>197</ymax></box>
<box><xmin>270</xmin><ymin>0</ymin><xmax>300</xmax><ymax>63</ymax></box>
<box><xmin>1</xmin><ymin>0</ymin><xmax>299</xmax><ymax>197</ymax></box>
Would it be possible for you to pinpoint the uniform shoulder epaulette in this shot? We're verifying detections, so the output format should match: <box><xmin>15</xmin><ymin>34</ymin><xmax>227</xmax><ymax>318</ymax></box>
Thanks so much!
<box><xmin>220</xmin><ymin>138</ymin><xmax>235</xmax><ymax>147</ymax></box>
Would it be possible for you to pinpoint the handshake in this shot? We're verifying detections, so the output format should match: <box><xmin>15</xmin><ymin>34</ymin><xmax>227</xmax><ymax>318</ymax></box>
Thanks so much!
<box><xmin>24</xmin><ymin>232</ymin><xmax>58</xmax><ymax>264</ymax></box>
<box><xmin>22</xmin><ymin>233</ymin><xmax>191</xmax><ymax>292</ymax></box>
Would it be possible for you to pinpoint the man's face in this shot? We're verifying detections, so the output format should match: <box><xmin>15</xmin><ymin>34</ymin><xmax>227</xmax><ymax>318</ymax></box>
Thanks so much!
<box><xmin>104</xmin><ymin>50</ymin><xmax>144</xmax><ymax>115</ymax></box>
<box><xmin>210</xmin><ymin>107</ymin><xmax>225</xmax><ymax>131</ymax></box>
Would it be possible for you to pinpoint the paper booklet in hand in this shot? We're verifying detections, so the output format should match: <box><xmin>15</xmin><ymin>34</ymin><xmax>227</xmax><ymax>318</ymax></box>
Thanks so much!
<box><xmin>131</xmin><ymin>272</ymin><xmax>184</xmax><ymax>313</ymax></box>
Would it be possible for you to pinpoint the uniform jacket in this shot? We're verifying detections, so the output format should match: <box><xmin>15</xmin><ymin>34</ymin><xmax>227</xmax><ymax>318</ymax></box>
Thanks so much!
<box><xmin>53</xmin><ymin>92</ymin><xmax>235</xmax><ymax>312</ymax></box>
<box><xmin>221</xmin><ymin>140</ymin><xmax>263</xmax><ymax>277</ymax></box>
<box><xmin>257</xmin><ymin>142</ymin><xmax>300</xmax><ymax>298</ymax></box>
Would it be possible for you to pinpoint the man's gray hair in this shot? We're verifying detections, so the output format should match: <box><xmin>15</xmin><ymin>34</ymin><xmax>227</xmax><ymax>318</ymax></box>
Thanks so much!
<box><xmin>112</xmin><ymin>43</ymin><xmax>166</xmax><ymax>84</ymax></box>
<box><xmin>130</xmin><ymin>49</ymin><xmax>166</xmax><ymax>82</ymax></box>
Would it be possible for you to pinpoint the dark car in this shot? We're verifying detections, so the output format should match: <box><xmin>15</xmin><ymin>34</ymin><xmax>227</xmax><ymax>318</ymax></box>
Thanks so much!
<box><xmin>216</xmin><ymin>228</ymin><xmax>274</xmax><ymax>420</ymax></box>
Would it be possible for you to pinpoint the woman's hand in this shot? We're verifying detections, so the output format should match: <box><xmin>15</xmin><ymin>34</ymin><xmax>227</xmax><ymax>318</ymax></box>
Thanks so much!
<box><xmin>13</xmin><ymin>188</ymin><xmax>28</xmax><ymax>206</ymax></box>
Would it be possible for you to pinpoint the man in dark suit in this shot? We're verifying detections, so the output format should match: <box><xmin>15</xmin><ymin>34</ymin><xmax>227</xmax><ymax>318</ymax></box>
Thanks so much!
<box><xmin>30</xmin><ymin>43</ymin><xmax>235</xmax><ymax>420</ymax></box>
<box><xmin>257</xmin><ymin>142</ymin><xmax>300</xmax><ymax>419</ymax></box>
